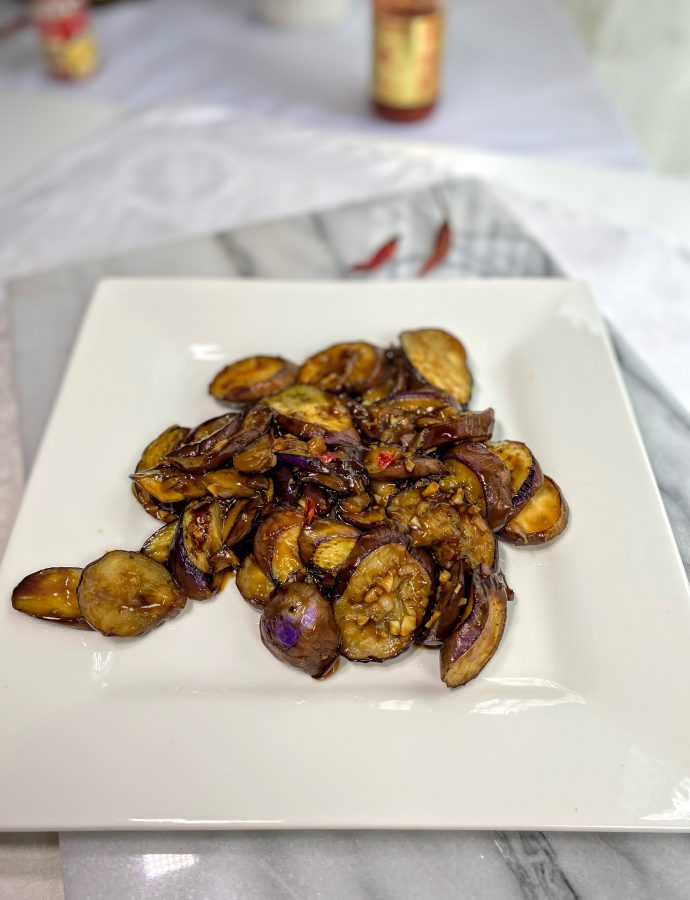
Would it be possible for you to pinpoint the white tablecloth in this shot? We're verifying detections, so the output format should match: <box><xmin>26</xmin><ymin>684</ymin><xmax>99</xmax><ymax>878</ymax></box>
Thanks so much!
<box><xmin>0</xmin><ymin>0</ymin><xmax>643</xmax><ymax>167</ymax></box>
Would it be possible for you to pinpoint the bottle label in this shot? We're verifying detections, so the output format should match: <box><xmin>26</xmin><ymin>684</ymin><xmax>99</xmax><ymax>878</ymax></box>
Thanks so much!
<box><xmin>373</xmin><ymin>11</ymin><xmax>443</xmax><ymax>109</ymax></box>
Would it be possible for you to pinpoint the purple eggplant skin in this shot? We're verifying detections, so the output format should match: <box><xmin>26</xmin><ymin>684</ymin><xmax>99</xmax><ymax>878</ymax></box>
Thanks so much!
<box><xmin>413</xmin><ymin>408</ymin><xmax>494</xmax><ymax>451</ymax></box>
<box><xmin>165</xmin><ymin>407</ymin><xmax>273</xmax><ymax>474</ymax></box>
<box><xmin>416</xmin><ymin>558</ymin><xmax>467</xmax><ymax>647</ymax></box>
<box><xmin>440</xmin><ymin>564</ymin><xmax>509</xmax><ymax>688</ymax></box>
<box><xmin>169</xmin><ymin>499</ymin><xmax>225</xmax><ymax>600</ymax></box>
<box><xmin>260</xmin><ymin>583</ymin><xmax>340</xmax><ymax>678</ymax></box>
<box><xmin>443</xmin><ymin>442</ymin><xmax>513</xmax><ymax>531</ymax></box>
<box><xmin>300</xmin><ymin>484</ymin><xmax>332</xmax><ymax>517</ymax></box>
<box><xmin>272</xmin><ymin>465</ymin><xmax>301</xmax><ymax>506</ymax></box>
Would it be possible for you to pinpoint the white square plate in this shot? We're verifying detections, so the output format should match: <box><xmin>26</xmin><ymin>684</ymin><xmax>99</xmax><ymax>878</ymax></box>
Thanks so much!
<box><xmin>1</xmin><ymin>279</ymin><xmax>689</xmax><ymax>832</ymax></box>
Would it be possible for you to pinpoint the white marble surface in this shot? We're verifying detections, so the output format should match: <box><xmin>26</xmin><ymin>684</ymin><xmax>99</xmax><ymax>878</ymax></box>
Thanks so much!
<box><xmin>5</xmin><ymin>179</ymin><xmax>690</xmax><ymax>898</ymax></box>
<box><xmin>0</xmin><ymin>0</ymin><xmax>643</xmax><ymax>167</ymax></box>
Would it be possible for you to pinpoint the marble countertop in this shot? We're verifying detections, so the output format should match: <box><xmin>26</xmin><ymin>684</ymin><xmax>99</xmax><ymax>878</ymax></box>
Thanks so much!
<box><xmin>4</xmin><ymin>178</ymin><xmax>689</xmax><ymax>899</ymax></box>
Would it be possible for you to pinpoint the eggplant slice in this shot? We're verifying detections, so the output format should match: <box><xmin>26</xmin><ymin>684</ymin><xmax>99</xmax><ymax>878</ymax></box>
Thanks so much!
<box><xmin>298</xmin><ymin>341</ymin><xmax>386</xmax><ymax>395</ymax></box>
<box><xmin>141</xmin><ymin>521</ymin><xmax>177</xmax><ymax>564</ymax></box>
<box><xmin>417</xmin><ymin>558</ymin><xmax>468</xmax><ymax>647</ymax></box>
<box><xmin>260</xmin><ymin>582</ymin><xmax>340</xmax><ymax>678</ymax></box>
<box><xmin>169</xmin><ymin>499</ymin><xmax>227</xmax><ymax>600</ymax></box>
<box><xmin>131</xmin><ymin>467</ymin><xmax>204</xmax><ymax>504</ymax></box>
<box><xmin>298</xmin><ymin>519</ymin><xmax>360</xmax><ymax>587</ymax></box>
<box><xmin>400</xmin><ymin>328</ymin><xmax>473</xmax><ymax>406</ymax></box>
<box><xmin>209</xmin><ymin>355</ymin><xmax>298</xmax><ymax>404</ymax></box>
<box><xmin>132</xmin><ymin>424</ymin><xmax>190</xmax><ymax>521</ymax></box>
<box><xmin>487</xmin><ymin>440</ymin><xmax>544</xmax><ymax>518</ymax></box>
<box><xmin>499</xmin><ymin>476</ymin><xmax>569</xmax><ymax>545</ymax></box>
<box><xmin>333</xmin><ymin>528</ymin><xmax>433</xmax><ymax>662</ymax></box>
<box><xmin>266</xmin><ymin>384</ymin><xmax>360</xmax><ymax>445</ymax></box>
<box><xmin>253</xmin><ymin>509</ymin><xmax>306</xmax><ymax>585</ymax></box>
<box><xmin>440</xmin><ymin>564</ymin><xmax>509</xmax><ymax>687</ymax></box>
<box><xmin>77</xmin><ymin>550</ymin><xmax>186</xmax><ymax>637</ymax></box>
<box><xmin>236</xmin><ymin>554</ymin><xmax>276</xmax><ymax>608</ymax></box>
<box><xmin>165</xmin><ymin>408</ymin><xmax>272</xmax><ymax>474</ymax></box>
<box><xmin>443</xmin><ymin>443</ymin><xmax>513</xmax><ymax>530</ymax></box>
<box><xmin>362</xmin><ymin>445</ymin><xmax>446</xmax><ymax>481</ymax></box>
<box><xmin>12</xmin><ymin>567</ymin><xmax>86</xmax><ymax>627</ymax></box>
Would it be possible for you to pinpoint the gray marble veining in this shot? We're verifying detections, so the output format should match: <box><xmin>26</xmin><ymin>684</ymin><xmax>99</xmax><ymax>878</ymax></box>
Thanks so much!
<box><xmin>6</xmin><ymin>178</ymin><xmax>690</xmax><ymax>900</ymax></box>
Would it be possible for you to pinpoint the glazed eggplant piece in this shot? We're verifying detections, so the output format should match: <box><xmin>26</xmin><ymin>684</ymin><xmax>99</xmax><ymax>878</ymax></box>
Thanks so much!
<box><xmin>275</xmin><ymin>437</ymin><xmax>367</xmax><ymax>495</ymax></box>
<box><xmin>360</xmin><ymin>348</ymin><xmax>410</xmax><ymax>404</ymax></box>
<box><xmin>333</xmin><ymin>527</ymin><xmax>433</xmax><ymax>662</ymax></box>
<box><xmin>400</xmin><ymin>328</ymin><xmax>473</xmax><ymax>406</ymax></box>
<box><xmin>165</xmin><ymin>408</ymin><xmax>272</xmax><ymax>473</ymax></box>
<box><xmin>298</xmin><ymin>519</ymin><xmax>361</xmax><ymax>588</ymax></box>
<box><xmin>486</xmin><ymin>440</ymin><xmax>544</xmax><ymax>518</ymax></box>
<box><xmin>298</xmin><ymin>341</ymin><xmax>387</xmax><ymax>395</ymax></box>
<box><xmin>253</xmin><ymin>509</ymin><xmax>306</xmax><ymax>584</ymax></box>
<box><xmin>412</xmin><ymin>408</ymin><xmax>494</xmax><ymax>451</ymax></box>
<box><xmin>201</xmin><ymin>469</ymin><xmax>272</xmax><ymax>501</ymax></box>
<box><xmin>186</xmin><ymin>412</ymin><xmax>240</xmax><ymax>443</ymax></box>
<box><xmin>300</xmin><ymin>484</ymin><xmax>333</xmax><ymax>517</ymax></box>
<box><xmin>499</xmin><ymin>476</ymin><xmax>569</xmax><ymax>545</ymax></box>
<box><xmin>440</xmin><ymin>564</ymin><xmax>509</xmax><ymax>687</ymax></box>
<box><xmin>209</xmin><ymin>355</ymin><xmax>298</xmax><ymax>404</ymax></box>
<box><xmin>232</xmin><ymin>432</ymin><xmax>276</xmax><ymax>473</ymax></box>
<box><xmin>221</xmin><ymin>496</ymin><xmax>262</xmax><ymax>548</ymax></box>
<box><xmin>336</xmin><ymin>492</ymin><xmax>388</xmax><ymax>530</ymax></box>
<box><xmin>443</xmin><ymin>443</ymin><xmax>513</xmax><ymax>531</ymax></box>
<box><xmin>141</xmin><ymin>521</ymin><xmax>177</xmax><ymax>564</ymax></box>
<box><xmin>417</xmin><ymin>558</ymin><xmax>468</xmax><ymax>647</ymax></box>
<box><xmin>77</xmin><ymin>550</ymin><xmax>186</xmax><ymax>637</ymax></box>
<box><xmin>362</xmin><ymin>445</ymin><xmax>446</xmax><ymax>481</ymax></box>
<box><xmin>12</xmin><ymin>567</ymin><xmax>87</xmax><ymax>628</ymax></box>
<box><xmin>132</xmin><ymin>424</ymin><xmax>190</xmax><ymax>521</ymax></box>
<box><xmin>260</xmin><ymin>582</ymin><xmax>340</xmax><ymax>678</ymax></box>
<box><xmin>131</xmin><ymin>467</ymin><xmax>205</xmax><ymax>504</ymax></box>
<box><xmin>169</xmin><ymin>498</ymin><xmax>227</xmax><ymax>600</ymax></box>
<box><xmin>386</xmin><ymin>483</ymin><xmax>496</xmax><ymax>569</ymax></box>
<box><xmin>358</xmin><ymin>390</ymin><xmax>457</xmax><ymax>444</ymax></box>
<box><xmin>266</xmin><ymin>384</ymin><xmax>360</xmax><ymax>445</ymax></box>
<box><xmin>236</xmin><ymin>553</ymin><xmax>275</xmax><ymax>608</ymax></box>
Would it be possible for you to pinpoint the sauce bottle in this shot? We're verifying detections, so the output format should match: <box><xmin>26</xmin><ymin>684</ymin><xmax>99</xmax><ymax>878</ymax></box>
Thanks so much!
<box><xmin>372</xmin><ymin>0</ymin><xmax>445</xmax><ymax>122</ymax></box>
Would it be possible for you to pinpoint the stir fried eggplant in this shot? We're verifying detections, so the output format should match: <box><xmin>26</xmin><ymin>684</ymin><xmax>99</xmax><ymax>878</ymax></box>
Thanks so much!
<box><xmin>14</xmin><ymin>324</ymin><xmax>570</xmax><ymax>690</ymax></box>
<box><xmin>266</xmin><ymin>384</ymin><xmax>360</xmax><ymax>445</ymax></box>
<box><xmin>298</xmin><ymin>518</ymin><xmax>360</xmax><ymax>588</ymax></box>
<box><xmin>169</xmin><ymin>498</ymin><xmax>228</xmax><ymax>600</ymax></box>
<box><xmin>12</xmin><ymin>567</ymin><xmax>86</xmax><ymax>627</ymax></box>
<box><xmin>209</xmin><ymin>355</ymin><xmax>298</xmax><ymax>404</ymax></box>
<box><xmin>440</xmin><ymin>565</ymin><xmax>510</xmax><ymax>687</ymax></box>
<box><xmin>236</xmin><ymin>553</ymin><xmax>275</xmax><ymax>608</ymax></box>
<box><xmin>253</xmin><ymin>509</ymin><xmax>306</xmax><ymax>584</ymax></box>
<box><xmin>443</xmin><ymin>443</ymin><xmax>513</xmax><ymax>530</ymax></box>
<box><xmin>487</xmin><ymin>440</ymin><xmax>543</xmax><ymax>518</ymax></box>
<box><xmin>400</xmin><ymin>328</ymin><xmax>473</xmax><ymax>406</ymax></box>
<box><xmin>500</xmin><ymin>476</ymin><xmax>569</xmax><ymax>545</ymax></box>
<box><xmin>132</xmin><ymin>424</ymin><xmax>190</xmax><ymax>521</ymax></box>
<box><xmin>165</xmin><ymin>408</ymin><xmax>272</xmax><ymax>473</ymax></box>
<box><xmin>77</xmin><ymin>550</ymin><xmax>186</xmax><ymax>637</ymax></box>
<box><xmin>260</xmin><ymin>582</ymin><xmax>340</xmax><ymax>678</ymax></box>
<box><xmin>298</xmin><ymin>341</ymin><xmax>386</xmax><ymax>395</ymax></box>
<box><xmin>334</xmin><ymin>528</ymin><xmax>434</xmax><ymax>661</ymax></box>
<box><xmin>141</xmin><ymin>521</ymin><xmax>177</xmax><ymax>564</ymax></box>
<box><xmin>417</xmin><ymin>558</ymin><xmax>468</xmax><ymax>647</ymax></box>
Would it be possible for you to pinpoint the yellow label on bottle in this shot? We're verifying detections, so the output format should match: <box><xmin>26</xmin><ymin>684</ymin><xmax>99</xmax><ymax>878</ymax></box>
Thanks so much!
<box><xmin>373</xmin><ymin>12</ymin><xmax>443</xmax><ymax>109</ymax></box>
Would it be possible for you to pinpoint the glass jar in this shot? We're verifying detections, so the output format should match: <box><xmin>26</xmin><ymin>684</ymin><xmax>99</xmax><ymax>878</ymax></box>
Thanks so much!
<box><xmin>371</xmin><ymin>0</ymin><xmax>445</xmax><ymax>122</ymax></box>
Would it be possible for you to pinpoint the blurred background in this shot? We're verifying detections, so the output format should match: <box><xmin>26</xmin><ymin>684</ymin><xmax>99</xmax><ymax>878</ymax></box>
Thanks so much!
<box><xmin>0</xmin><ymin>0</ymin><xmax>689</xmax><ymax>173</ymax></box>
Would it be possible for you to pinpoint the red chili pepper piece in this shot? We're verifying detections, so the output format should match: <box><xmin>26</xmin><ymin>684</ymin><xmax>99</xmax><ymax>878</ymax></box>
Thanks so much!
<box><xmin>303</xmin><ymin>497</ymin><xmax>316</xmax><ymax>525</ymax></box>
<box><xmin>418</xmin><ymin>221</ymin><xmax>451</xmax><ymax>277</ymax></box>
<box><xmin>376</xmin><ymin>451</ymin><xmax>397</xmax><ymax>469</ymax></box>
<box><xmin>319</xmin><ymin>451</ymin><xmax>337</xmax><ymax>465</ymax></box>
<box><xmin>351</xmin><ymin>236</ymin><xmax>399</xmax><ymax>272</ymax></box>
